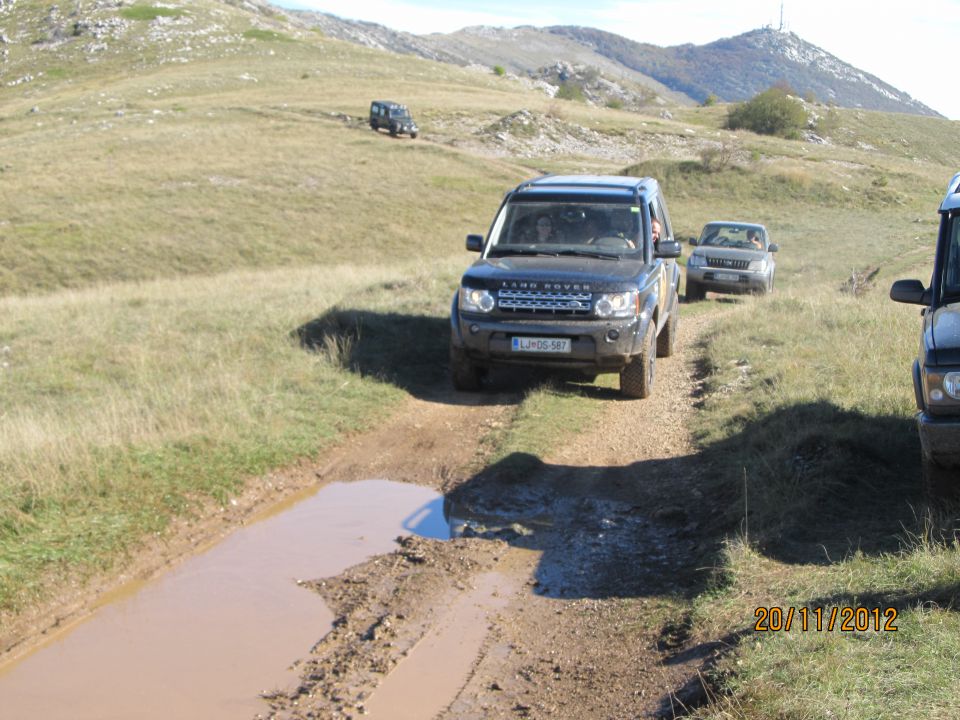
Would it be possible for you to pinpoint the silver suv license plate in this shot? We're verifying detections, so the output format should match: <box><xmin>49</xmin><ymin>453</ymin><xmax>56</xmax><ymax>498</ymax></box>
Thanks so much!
<box><xmin>512</xmin><ymin>336</ymin><xmax>571</xmax><ymax>353</ymax></box>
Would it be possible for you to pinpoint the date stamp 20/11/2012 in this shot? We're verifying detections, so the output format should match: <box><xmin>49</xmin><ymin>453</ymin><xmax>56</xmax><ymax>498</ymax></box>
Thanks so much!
<box><xmin>754</xmin><ymin>606</ymin><xmax>898</xmax><ymax>633</ymax></box>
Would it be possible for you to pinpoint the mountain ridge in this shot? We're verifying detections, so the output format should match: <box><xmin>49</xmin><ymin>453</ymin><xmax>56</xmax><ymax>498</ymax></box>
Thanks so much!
<box><xmin>292</xmin><ymin>10</ymin><xmax>941</xmax><ymax>118</ymax></box>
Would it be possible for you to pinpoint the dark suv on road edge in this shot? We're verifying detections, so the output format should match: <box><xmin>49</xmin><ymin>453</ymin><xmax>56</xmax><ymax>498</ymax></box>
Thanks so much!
<box><xmin>450</xmin><ymin>174</ymin><xmax>682</xmax><ymax>399</ymax></box>
<box><xmin>369</xmin><ymin>100</ymin><xmax>419</xmax><ymax>138</ymax></box>
<box><xmin>891</xmin><ymin>171</ymin><xmax>960</xmax><ymax>490</ymax></box>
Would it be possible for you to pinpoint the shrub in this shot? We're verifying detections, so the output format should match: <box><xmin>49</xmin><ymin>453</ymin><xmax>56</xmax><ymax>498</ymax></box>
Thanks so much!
<box><xmin>555</xmin><ymin>82</ymin><xmax>585</xmax><ymax>103</ymax></box>
<box><xmin>702</xmin><ymin>93</ymin><xmax>718</xmax><ymax>107</ymax></box>
<box><xmin>726</xmin><ymin>87</ymin><xmax>807</xmax><ymax>138</ymax></box>
<box><xmin>493</xmin><ymin>65</ymin><xmax>506</xmax><ymax>77</ymax></box>
<box><xmin>605</xmin><ymin>98</ymin><xmax>624</xmax><ymax>110</ymax></box>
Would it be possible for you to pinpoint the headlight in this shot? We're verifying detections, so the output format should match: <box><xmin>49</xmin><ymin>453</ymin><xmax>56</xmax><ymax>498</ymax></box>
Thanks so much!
<box><xmin>460</xmin><ymin>287</ymin><xmax>495</xmax><ymax>313</ymax></box>
<box><xmin>748</xmin><ymin>259</ymin><xmax>768</xmax><ymax>272</ymax></box>
<box><xmin>944</xmin><ymin>372</ymin><xmax>960</xmax><ymax>399</ymax></box>
<box><xmin>687</xmin><ymin>254</ymin><xmax>705</xmax><ymax>268</ymax></box>
<box><xmin>595</xmin><ymin>291</ymin><xmax>638</xmax><ymax>318</ymax></box>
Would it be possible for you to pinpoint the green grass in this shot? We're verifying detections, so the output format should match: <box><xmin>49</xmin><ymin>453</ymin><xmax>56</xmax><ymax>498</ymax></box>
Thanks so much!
<box><xmin>242</xmin><ymin>29</ymin><xmax>295</xmax><ymax>42</ymax></box>
<box><xmin>119</xmin><ymin>5</ymin><xmax>185</xmax><ymax>21</ymax></box>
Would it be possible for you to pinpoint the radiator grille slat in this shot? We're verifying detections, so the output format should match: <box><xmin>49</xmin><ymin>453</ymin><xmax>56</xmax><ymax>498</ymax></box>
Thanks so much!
<box><xmin>497</xmin><ymin>289</ymin><xmax>593</xmax><ymax>315</ymax></box>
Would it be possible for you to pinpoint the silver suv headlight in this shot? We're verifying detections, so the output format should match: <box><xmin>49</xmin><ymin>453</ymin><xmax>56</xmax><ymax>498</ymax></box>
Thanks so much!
<box><xmin>748</xmin><ymin>259</ymin><xmax>769</xmax><ymax>272</ymax></box>
<box><xmin>460</xmin><ymin>287</ymin><xmax>495</xmax><ymax>313</ymax></box>
<box><xmin>687</xmin><ymin>254</ymin><xmax>705</xmax><ymax>268</ymax></box>
<box><xmin>943</xmin><ymin>372</ymin><xmax>960</xmax><ymax>400</ymax></box>
<box><xmin>594</xmin><ymin>291</ymin><xmax>638</xmax><ymax>318</ymax></box>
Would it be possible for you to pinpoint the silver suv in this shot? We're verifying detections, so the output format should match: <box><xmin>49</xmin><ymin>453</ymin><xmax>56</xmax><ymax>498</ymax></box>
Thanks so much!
<box><xmin>685</xmin><ymin>221</ymin><xmax>778</xmax><ymax>300</ymax></box>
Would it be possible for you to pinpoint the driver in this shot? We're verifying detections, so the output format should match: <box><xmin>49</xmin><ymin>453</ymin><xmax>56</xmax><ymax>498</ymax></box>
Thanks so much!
<box><xmin>746</xmin><ymin>229</ymin><xmax>763</xmax><ymax>249</ymax></box>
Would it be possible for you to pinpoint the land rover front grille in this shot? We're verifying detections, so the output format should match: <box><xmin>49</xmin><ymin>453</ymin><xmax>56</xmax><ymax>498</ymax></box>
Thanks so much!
<box><xmin>497</xmin><ymin>289</ymin><xmax>593</xmax><ymax>315</ymax></box>
<box><xmin>706</xmin><ymin>257</ymin><xmax>749</xmax><ymax>270</ymax></box>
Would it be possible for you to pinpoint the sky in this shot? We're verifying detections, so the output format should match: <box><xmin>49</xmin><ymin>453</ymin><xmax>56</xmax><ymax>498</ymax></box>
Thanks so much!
<box><xmin>276</xmin><ymin>0</ymin><xmax>960</xmax><ymax>120</ymax></box>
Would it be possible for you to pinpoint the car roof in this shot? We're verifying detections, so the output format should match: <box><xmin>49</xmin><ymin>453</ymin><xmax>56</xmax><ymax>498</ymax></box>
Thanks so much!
<box><xmin>701</xmin><ymin>221</ymin><xmax>767</xmax><ymax>232</ymax></box>
<box><xmin>941</xmin><ymin>172</ymin><xmax>960</xmax><ymax>212</ymax></box>
<box><xmin>512</xmin><ymin>175</ymin><xmax>658</xmax><ymax>202</ymax></box>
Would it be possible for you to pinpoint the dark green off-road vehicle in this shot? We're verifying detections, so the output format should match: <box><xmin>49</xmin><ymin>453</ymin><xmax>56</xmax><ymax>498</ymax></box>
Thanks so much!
<box><xmin>891</xmin><ymin>171</ymin><xmax>960</xmax><ymax>491</ymax></box>
<box><xmin>450</xmin><ymin>174</ymin><xmax>682</xmax><ymax>399</ymax></box>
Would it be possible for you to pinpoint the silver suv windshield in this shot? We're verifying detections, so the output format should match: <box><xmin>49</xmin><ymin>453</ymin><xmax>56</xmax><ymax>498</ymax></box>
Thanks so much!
<box><xmin>485</xmin><ymin>202</ymin><xmax>643</xmax><ymax>259</ymax></box>
<box><xmin>698</xmin><ymin>224</ymin><xmax>765</xmax><ymax>250</ymax></box>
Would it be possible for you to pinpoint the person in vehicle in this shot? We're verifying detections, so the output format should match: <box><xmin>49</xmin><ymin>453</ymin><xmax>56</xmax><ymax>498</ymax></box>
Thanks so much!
<box><xmin>746</xmin><ymin>229</ymin><xmax>763</xmax><ymax>249</ymax></box>
<box><xmin>535</xmin><ymin>215</ymin><xmax>560</xmax><ymax>243</ymax></box>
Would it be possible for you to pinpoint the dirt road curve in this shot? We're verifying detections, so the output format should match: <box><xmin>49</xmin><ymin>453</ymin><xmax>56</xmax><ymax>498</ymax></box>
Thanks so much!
<box><xmin>265</xmin><ymin>314</ymin><xmax>717</xmax><ymax>720</ymax></box>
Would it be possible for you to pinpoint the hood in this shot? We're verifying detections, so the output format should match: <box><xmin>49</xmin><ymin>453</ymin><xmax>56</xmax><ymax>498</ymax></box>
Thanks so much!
<box><xmin>930</xmin><ymin>304</ymin><xmax>960</xmax><ymax>364</ymax></box>
<box><xmin>462</xmin><ymin>255</ymin><xmax>646</xmax><ymax>292</ymax></box>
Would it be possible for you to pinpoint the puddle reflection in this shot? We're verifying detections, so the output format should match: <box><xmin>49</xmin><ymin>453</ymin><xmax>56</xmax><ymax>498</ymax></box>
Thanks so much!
<box><xmin>0</xmin><ymin>480</ymin><xmax>448</xmax><ymax>719</ymax></box>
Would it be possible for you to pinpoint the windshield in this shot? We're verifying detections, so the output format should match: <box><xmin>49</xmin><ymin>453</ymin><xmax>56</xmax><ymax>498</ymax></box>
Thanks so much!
<box><xmin>940</xmin><ymin>214</ymin><xmax>960</xmax><ymax>300</ymax></box>
<box><xmin>388</xmin><ymin>108</ymin><xmax>411</xmax><ymax>119</ymax></box>
<box><xmin>485</xmin><ymin>202</ymin><xmax>643</xmax><ymax>259</ymax></box>
<box><xmin>698</xmin><ymin>224</ymin><xmax>765</xmax><ymax>250</ymax></box>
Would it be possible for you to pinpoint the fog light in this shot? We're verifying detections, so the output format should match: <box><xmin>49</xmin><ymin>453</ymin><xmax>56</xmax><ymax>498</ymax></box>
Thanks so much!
<box><xmin>470</xmin><ymin>324</ymin><xmax>480</xmax><ymax>334</ymax></box>
<box><xmin>931</xmin><ymin>389</ymin><xmax>944</xmax><ymax>402</ymax></box>
<box><xmin>606</xmin><ymin>329</ymin><xmax>620</xmax><ymax>341</ymax></box>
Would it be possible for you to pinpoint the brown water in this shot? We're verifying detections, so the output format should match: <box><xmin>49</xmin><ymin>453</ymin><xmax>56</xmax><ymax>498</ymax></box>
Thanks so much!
<box><xmin>0</xmin><ymin>480</ymin><xmax>448</xmax><ymax>720</ymax></box>
<box><xmin>363</xmin><ymin>571</ymin><xmax>516</xmax><ymax>720</ymax></box>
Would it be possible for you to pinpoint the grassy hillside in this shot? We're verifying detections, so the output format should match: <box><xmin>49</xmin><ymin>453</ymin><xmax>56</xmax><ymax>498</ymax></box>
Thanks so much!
<box><xmin>2</xmin><ymin>2</ymin><xmax>960</xmax><ymax>716</ymax></box>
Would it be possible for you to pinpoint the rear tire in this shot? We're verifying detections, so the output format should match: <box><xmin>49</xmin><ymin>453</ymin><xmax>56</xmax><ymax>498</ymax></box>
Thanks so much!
<box><xmin>657</xmin><ymin>295</ymin><xmax>679</xmax><ymax>358</ymax></box>
<box><xmin>620</xmin><ymin>322</ymin><xmax>656</xmax><ymax>398</ymax></box>
<box><xmin>450</xmin><ymin>344</ymin><xmax>482</xmax><ymax>392</ymax></box>
<box><xmin>685</xmin><ymin>279</ymin><xmax>705</xmax><ymax>302</ymax></box>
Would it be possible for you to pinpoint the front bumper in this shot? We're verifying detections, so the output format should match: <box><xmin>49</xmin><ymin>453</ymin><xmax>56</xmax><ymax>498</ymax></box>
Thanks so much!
<box><xmin>453</xmin><ymin>314</ymin><xmax>644</xmax><ymax>372</ymax></box>
<box><xmin>917</xmin><ymin>410</ymin><xmax>960</xmax><ymax>467</ymax></box>
<box><xmin>686</xmin><ymin>266</ymin><xmax>770</xmax><ymax>293</ymax></box>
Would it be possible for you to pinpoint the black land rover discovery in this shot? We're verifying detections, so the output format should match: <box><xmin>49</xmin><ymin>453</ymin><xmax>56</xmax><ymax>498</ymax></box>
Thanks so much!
<box><xmin>450</xmin><ymin>174</ymin><xmax>682</xmax><ymax>399</ymax></box>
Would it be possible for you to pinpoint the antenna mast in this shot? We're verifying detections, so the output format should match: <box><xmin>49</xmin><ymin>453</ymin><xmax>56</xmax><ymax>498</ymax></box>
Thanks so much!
<box><xmin>779</xmin><ymin>1</ymin><xmax>785</xmax><ymax>31</ymax></box>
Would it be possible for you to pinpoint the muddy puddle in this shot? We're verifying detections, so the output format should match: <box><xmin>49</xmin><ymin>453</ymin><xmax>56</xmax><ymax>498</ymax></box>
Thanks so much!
<box><xmin>0</xmin><ymin>480</ymin><xmax>449</xmax><ymax>719</ymax></box>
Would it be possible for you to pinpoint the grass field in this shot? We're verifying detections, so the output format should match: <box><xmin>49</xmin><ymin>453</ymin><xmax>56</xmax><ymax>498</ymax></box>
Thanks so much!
<box><xmin>2</xmin><ymin>1</ymin><xmax>960</xmax><ymax>715</ymax></box>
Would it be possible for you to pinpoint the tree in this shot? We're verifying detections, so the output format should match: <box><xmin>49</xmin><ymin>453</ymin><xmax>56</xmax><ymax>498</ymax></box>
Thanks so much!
<box><xmin>725</xmin><ymin>87</ymin><xmax>807</xmax><ymax>138</ymax></box>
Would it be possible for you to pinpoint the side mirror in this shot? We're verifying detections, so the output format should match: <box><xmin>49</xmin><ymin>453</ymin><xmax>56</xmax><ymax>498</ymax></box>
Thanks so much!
<box><xmin>655</xmin><ymin>239</ymin><xmax>682</xmax><ymax>259</ymax></box>
<box><xmin>890</xmin><ymin>279</ymin><xmax>931</xmax><ymax>305</ymax></box>
<box><xmin>767</xmin><ymin>243</ymin><xmax>779</xmax><ymax>253</ymax></box>
<box><xmin>688</xmin><ymin>237</ymin><xmax>698</xmax><ymax>246</ymax></box>
<box><xmin>465</xmin><ymin>234</ymin><xmax>484</xmax><ymax>252</ymax></box>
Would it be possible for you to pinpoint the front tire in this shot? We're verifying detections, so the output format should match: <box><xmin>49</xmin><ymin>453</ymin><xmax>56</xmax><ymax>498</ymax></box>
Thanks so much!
<box><xmin>657</xmin><ymin>295</ymin><xmax>679</xmax><ymax>358</ymax></box>
<box><xmin>685</xmin><ymin>278</ymin><xmax>705</xmax><ymax>302</ymax></box>
<box><xmin>922</xmin><ymin>455</ymin><xmax>958</xmax><ymax>502</ymax></box>
<box><xmin>620</xmin><ymin>322</ymin><xmax>656</xmax><ymax>398</ymax></box>
<box><xmin>450</xmin><ymin>344</ymin><xmax>482</xmax><ymax>392</ymax></box>
<box><xmin>410</xmin><ymin>132</ymin><xmax>418</xmax><ymax>139</ymax></box>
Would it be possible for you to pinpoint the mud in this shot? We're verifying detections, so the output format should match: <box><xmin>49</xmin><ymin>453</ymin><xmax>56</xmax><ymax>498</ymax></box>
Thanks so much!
<box><xmin>2</xmin><ymin>314</ymin><xmax>723</xmax><ymax>719</ymax></box>
<box><xmin>0</xmin><ymin>481</ymin><xmax>448</xmax><ymax>719</ymax></box>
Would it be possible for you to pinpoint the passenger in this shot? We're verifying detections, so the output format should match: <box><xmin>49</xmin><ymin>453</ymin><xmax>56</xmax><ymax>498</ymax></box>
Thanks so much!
<box><xmin>535</xmin><ymin>215</ymin><xmax>560</xmax><ymax>243</ymax></box>
<box><xmin>746</xmin><ymin>229</ymin><xmax>763</xmax><ymax>249</ymax></box>
<box><xmin>651</xmin><ymin>217</ymin><xmax>662</xmax><ymax>246</ymax></box>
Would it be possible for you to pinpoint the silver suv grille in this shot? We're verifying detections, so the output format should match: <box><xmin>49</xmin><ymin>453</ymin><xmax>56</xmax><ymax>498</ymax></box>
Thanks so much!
<box><xmin>497</xmin><ymin>289</ymin><xmax>593</xmax><ymax>315</ymax></box>
<box><xmin>706</xmin><ymin>257</ymin><xmax>749</xmax><ymax>270</ymax></box>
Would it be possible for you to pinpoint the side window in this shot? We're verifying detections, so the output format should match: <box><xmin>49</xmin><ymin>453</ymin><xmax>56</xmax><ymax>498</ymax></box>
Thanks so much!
<box><xmin>943</xmin><ymin>215</ymin><xmax>960</xmax><ymax>297</ymax></box>
<box><xmin>654</xmin><ymin>197</ymin><xmax>673</xmax><ymax>240</ymax></box>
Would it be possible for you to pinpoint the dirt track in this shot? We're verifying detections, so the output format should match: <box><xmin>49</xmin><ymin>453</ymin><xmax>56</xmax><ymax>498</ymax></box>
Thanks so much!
<box><xmin>263</xmin><ymin>313</ymin><xmax>721</xmax><ymax>719</ymax></box>
<box><xmin>0</xmin><ymin>311</ymin><xmax>720</xmax><ymax>719</ymax></box>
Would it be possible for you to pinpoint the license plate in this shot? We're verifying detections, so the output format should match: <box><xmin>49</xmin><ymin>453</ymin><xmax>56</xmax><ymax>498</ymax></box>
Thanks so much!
<box><xmin>511</xmin><ymin>336</ymin><xmax>572</xmax><ymax>353</ymax></box>
<box><xmin>714</xmin><ymin>272</ymin><xmax>739</xmax><ymax>281</ymax></box>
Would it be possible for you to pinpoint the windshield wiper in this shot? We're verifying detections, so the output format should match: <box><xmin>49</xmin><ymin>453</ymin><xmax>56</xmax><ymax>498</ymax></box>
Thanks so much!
<box><xmin>554</xmin><ymin>249</ymin><xmax>621</xmax><ymax>260</ymax></box>
<box><xmin>489</xmin><ymin>248</ymin><xmax>562</xmax><ymax>257</ymax></box>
